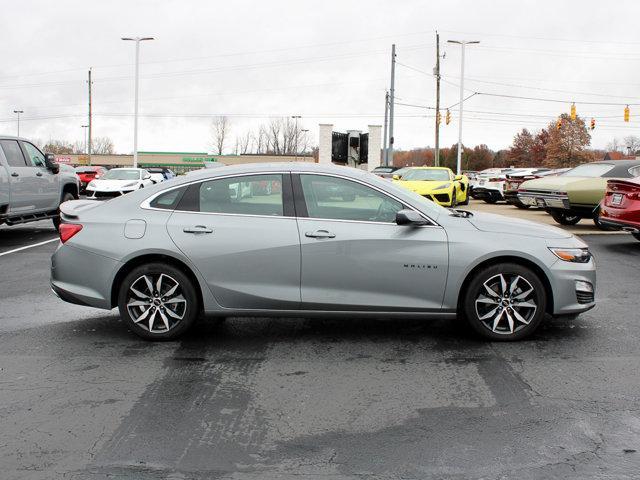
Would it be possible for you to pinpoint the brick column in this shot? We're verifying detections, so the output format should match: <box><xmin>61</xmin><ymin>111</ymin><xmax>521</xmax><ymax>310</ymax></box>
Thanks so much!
<box><xmin>367</xmin><ymin>125</ymin><xmax>382</xmax><ymax>172</ymax></box>
<box><xmin>318</xmin><ymin>124</ymin><xmax>333</xmax><ymax>165</ymax></box>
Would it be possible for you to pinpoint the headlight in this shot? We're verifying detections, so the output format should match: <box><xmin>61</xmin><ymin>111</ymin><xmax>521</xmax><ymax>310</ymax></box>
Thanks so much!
<box><xmin>87</xmin><ymin>181</ymin><xmax>96</xmax><ymax>188</ymax></box>
<box><xmin>549</xmin><ymin>247</ymin><xmax>591</xmax><ymax>263</ymax></box>
<box><xmin>122</xmin><ymin>182</ymin><xmax>138</xmax><ymax>188</ymax></box>
<box><xmin>434</xmin><ymin>182</ymin><xmax>451</xmax><ymax>190</ymax></box>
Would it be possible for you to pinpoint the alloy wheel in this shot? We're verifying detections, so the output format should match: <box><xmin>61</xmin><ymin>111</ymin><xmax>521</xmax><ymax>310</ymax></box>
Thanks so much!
<box><xmin>474</xmin><ymin>273</ymin><xmax>537</xmax><ymax>335</ymax></box>
<box><xmin>126</xmin><ymin>273</ymin><xmax>187</xmax><ymax>333</ymax></box>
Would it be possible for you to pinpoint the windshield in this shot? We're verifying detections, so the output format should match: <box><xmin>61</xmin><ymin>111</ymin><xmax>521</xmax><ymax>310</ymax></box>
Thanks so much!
<box><xmin>101</xmin><ymin>169</ymin><xmax>141</xmax><ymax>180</ymax></box>
<box><xmin>401</xmin><ymin>169</ymin><xmax>450</xmax><ymax>181</ymax></box>
<box><xmin>562</xmin><ymin>163</ymin><xmax>614</xmax><ymax>177</ymax></box>
<box><xmin>373</xmin><ymin>167</ymin><xmax>395</xmax><ymax>173</ymax></box>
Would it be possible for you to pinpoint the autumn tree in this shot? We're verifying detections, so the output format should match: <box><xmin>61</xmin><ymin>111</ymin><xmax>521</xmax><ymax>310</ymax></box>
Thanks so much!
<box><xmin>467</xmin><ymin>144</ymin><xmax>494</xmax><ymax>171</ymax></box>
<box><xmin>531</xmin><ymin>129</ymin><xmax>549</xmax><ymax>165</ymax></box>
<box><xmin>42</xmin><ymin>140</ymin><xmax>77</xmax><ymax>154</ymax></box>
<box><xmin>507</xmin><ymin>129</ymin><xmax>535</xmax><ymax>167</ymax></box>
<box><xmin>544</xmin><ymin>114</ymin><xmax>592</xmax><ymax>168</ymax></box>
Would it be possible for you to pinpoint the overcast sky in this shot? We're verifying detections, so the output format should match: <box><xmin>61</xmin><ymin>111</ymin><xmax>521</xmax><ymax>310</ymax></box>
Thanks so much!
<box><xmin>3</xmin><ymin>0</ymin><xmax>640</xmax><ymax>154</ymax></box>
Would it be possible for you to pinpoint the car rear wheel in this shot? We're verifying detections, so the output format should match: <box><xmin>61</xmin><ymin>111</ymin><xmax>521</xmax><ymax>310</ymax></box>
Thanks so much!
<box><xmin>52</xmin><ymin>192</ymin><xmax>75</xmax><ymax>231</ymax></box>
<box><xmin>593</xmin><ymin>208</ymin><xmax>616</xmax><ymax>231</ymax></box>
<box><xmin>462</xmin><ymin>263</ymin><xmax>547</xmax><ymax>341</ymax></box>
<box><xmin>548</xmin><ymin>209</ymin><xmax>581</xmax><ymax>225</ymax></box>
<box><xmin>118</xmin><ymin>263</ymin><xmax>199</xmax><ymax>340</ymax></box>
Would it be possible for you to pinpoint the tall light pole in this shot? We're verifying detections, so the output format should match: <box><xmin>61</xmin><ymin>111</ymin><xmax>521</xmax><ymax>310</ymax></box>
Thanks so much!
<box><xmin>122</xmin><ymin>36</ymin><xmax>154</xmax><ymax>168</ymax></box>
<box><xmin>300</xmin><ymin>129</ymin><xmax>309</xmax><ymax>160</ymax></box>
<box><xmin>13</xmin><ymin>110</ymin><xmax>23</xmax><ymax>136</ymax></box>
<box><xmin>388</xmin><ymin>44</ymin><xmax>396</xmax><ymax>167</ymax></box>
<box><xmin>291</xmin><ymin>115</ymin><xmax>302</xmax><ymax>161</ymax></box>
<box><xmin>81</xmin><ymin>125</ymin><xmax>89</xmax><ymax>154</ymax></box>
<box><xmin>447</xmin><ymin>39</ymin><xmax>479</xmax><ymax>174</ymax></box>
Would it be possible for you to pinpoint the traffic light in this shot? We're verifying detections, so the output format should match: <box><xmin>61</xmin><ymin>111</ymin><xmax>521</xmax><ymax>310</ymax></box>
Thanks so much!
<box><xmin>624</xmin><ymin>105</ymin><xmax>630</xmax><ymax>122</ymax></box>
<box><xmin>445</xmin><ymin>109</ymin><xmax>451</xmax><ymax>125</ymax></box>
<box><xmin>436</xmin><ymin>111</ymin><xmax>441</xmax><ymax>125</ymax></box>
<box><xmin>590</xmin><ymin>118</ymin><xmax>595</xmax><ymax>130</ymax></box>
<box><xmin>570</xmin><ymin>103</ymin><xmax>576</xmax><ymax>120</ymax></box>
<box><xmin>556</xmin><ymin>118</ymin><xmax>562</xmax><ymax>130</ymax></box>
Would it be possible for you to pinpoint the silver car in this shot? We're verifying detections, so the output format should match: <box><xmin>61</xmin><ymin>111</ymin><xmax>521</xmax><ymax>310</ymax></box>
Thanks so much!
<box><xmin>51</xmin><ymin>163</ymin><xmax>596</xmax><ymax>341</ymax></box>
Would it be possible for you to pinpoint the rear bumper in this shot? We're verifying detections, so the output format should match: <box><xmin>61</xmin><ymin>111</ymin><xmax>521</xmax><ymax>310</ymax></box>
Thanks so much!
<box><xmin>596</xmin><ymin>217</ymin><xmax>640</xmax><ymax>233</ymax></box>
<box><xmin>518</xmin><ymin>192</ymin><xmax>570</xmax><ymax>209</ymax></box>
<box><xmin>50</xmin><ymin>244</ymin><xmax>120</xmax><ymax>310</ymax></box>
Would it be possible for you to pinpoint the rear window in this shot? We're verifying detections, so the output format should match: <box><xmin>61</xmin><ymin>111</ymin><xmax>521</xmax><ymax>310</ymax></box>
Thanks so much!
<box><xmin>562</xmin><ymin>163</ymin><xmax>614</xmax><ymax>177</ymax></box>
<box><xmin>149</xmin><ymin>187</ymin><xmax>187</xmax><ymax>210</ymax></box>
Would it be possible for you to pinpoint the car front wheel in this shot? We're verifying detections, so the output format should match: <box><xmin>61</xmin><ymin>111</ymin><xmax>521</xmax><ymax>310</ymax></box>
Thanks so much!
<box><xmin>118</xmin><ymin>263</ymin><xmax>199</xmax><ymax>340</ymax></box>
<box><xmin>548</xmin><ymin>209</ymin><xmax>581</xmax><ymax>225</ymax></box>
<box><xmin>462</xmin><ymin>263</ymin><xmax>547</xmax><ymax>341</ymax></box>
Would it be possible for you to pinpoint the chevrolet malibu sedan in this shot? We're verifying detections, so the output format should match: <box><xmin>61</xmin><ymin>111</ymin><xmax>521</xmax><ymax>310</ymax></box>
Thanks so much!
<box><xmin>51</xmin><ymin>163</ymin><xmax>596</xmax><ymax>341</ymax></box>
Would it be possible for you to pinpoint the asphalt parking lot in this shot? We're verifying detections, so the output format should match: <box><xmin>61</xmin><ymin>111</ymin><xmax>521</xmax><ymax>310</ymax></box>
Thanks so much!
<box><xmin>1</xmin><ymin>208</ymin><xmax>640</xmax><ymax>479</ymax></box>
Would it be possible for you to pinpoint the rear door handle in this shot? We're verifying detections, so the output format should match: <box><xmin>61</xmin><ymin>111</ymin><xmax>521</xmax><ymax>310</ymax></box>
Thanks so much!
<box><xmin>305</xmin><ymin>229</ymin><xmax>336</xmax><ymax>239</ymax></box>
<box><xmin>183</xmin><ymin>225</ymin><xmax>213</xmax><ymax>234</ymax></box>
<box><xmin>10</xmin><ymin>172</ymin><xmax>19</xmax><ymax>177</ymax></box>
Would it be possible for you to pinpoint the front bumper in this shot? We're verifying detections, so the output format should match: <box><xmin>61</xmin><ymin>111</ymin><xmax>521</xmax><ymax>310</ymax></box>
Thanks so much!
<box><xmin>518</xmin><ymin>191</ymin><xmax>570</xmax><ymax>209</ymax></box>
<box><xmin>471</xmin><ymin>187</ymin><xmax>503</xmax><ymax>200</ymax></box>
<box><xmin>549</xmin><ymin>257</ymin><xmax>597</xmax><ymax>315</ymax></box>
<box><xmin>85</xmin><ymin>189</ymin><xmax>135</xmax><ymax>200</ymax></box>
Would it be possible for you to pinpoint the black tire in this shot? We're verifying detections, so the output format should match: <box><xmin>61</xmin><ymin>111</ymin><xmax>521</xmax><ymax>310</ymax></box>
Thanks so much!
<box><xmin>461</xmin><ymin>263</ymin><xmax>547</xmax><ymax>341</ymax></box>
<box><xmin>52</xmin><ymin>191</ymin><xmax>75</xmax><ymax>231</ymax></box>
<box><xmin>592</xmin><ymin>208</ymin><xmax>616</xmax><ymax>231</ymax></box>
<box><xmin>514</xmin><ymin>202</ymin><xmax>531</xmax><ymax>210</ymax></box>
<box><xmin>483</xmin><ymin>197</ymin><xmax>498</xmax><ymax>204</ymax></box>
<box><xmin>459</xmin><ymin>190</ymin><xmax>470</xmax><ymax>206</ymax></box>
<box><xmin>118</xmin><ymin>263</ymin><xmax>199</xmax><ymax>340</ymax></box>
<box><xmin>450</xmin><ymin>188</ymin><xmax>458</xmax><ymax>207</ymax></box>
<box><xmin>548</xmin><ymin>209</ymin><xmax>581</xmax><ymax>226</ymax></box>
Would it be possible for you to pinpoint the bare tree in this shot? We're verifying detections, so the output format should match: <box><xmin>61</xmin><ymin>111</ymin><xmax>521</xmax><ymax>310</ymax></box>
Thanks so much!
<box><xmin>211</xmin><ymin>116</ymin><xmax>230</xmax><ymax>155</ymax></box>
<box><xmin>92</xmin><ymin>136</ymin><xmax>115</xmax><ymax>154</ymax></box>
<box><xmin>607</xmin><ymin>137</ymin><xmax>624</xmax><ymax>153</ymax></box>
<box><xmin>624</xmin><ymin>135</ymin><xmax>640</xmax><ymax>154</ymax></box>
<box><xmin>235</xmin><ymin>131</ymin><xmax>252</xmax><ymax>154</ymax></box>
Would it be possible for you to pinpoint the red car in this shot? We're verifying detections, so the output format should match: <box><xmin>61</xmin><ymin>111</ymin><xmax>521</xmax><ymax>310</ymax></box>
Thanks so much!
<box><xmin>598</xmin><ymin>177</ymin><xmax>640</xmax><ymax>241</ymax></box>
<box><xmin>74</xmin><ymin>166</ymin><xmax>108</xmax><ymax>193</ymax></box>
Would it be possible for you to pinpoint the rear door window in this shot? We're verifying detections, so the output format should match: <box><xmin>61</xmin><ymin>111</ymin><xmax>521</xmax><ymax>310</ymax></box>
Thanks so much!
<box><xmin>0</xmin><ymin>140</ymin><xmax>27</xmax><ymax>167</ymax></box>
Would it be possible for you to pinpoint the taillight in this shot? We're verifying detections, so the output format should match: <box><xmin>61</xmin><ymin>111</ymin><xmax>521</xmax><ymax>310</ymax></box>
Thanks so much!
<box><xmin>59</xmin><ymin>223</ymin><xmax>83</xmax><ymax>243</ymax></box>
<box><xmin>488</xmin><ymin>177</ymin><xmax>502</xmax><ymax>182</ymax></box>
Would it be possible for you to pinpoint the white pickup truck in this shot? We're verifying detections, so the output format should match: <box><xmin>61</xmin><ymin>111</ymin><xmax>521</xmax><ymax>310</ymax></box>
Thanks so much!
<box><xmin>0</xmin><ymin>136</ymin><xmax>79</xmax><ymax>230</ymax></box>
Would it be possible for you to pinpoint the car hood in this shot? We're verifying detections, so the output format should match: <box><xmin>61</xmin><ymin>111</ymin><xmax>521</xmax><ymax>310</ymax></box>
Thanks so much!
<box><xmin>465</xmin><ymin>211</ymin><xmax>573</xmax><ymax>239</ymax></box>
<box><xmin>394</xmin><ymin>180</ymin><xmax>450</xmax><ymax>192</ymax></box>
<box><xmin>89</xmin><ymin>179</ymin><xmax>139</xmax><ymax>190</ymax></box>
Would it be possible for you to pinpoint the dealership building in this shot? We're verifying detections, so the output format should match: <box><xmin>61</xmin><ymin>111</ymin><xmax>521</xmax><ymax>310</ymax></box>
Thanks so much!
<box><xmin>55</xmin><ymin>151</ymin><xmax>315</xmax><ymax>174</ymax></box>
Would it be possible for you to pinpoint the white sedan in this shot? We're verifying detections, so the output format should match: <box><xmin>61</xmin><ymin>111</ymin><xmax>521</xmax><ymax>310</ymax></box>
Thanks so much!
<box><xmin>85</xmin><ymin>168</ymin><xmax>154</xmax><ymax>200</ymax></box>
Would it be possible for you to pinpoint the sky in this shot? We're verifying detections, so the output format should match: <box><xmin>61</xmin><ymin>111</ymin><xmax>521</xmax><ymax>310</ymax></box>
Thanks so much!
<box><xmin>2</xmin><ymin>0</ymin><xmax>640</xmax><ymax>155</ymax></box>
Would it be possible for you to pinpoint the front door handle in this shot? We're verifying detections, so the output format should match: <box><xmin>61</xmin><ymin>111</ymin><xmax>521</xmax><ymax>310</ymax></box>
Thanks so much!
<box><xmin>183</xmin><ymin>225</ymin><xmax>213</xmax><ymax>234</ymax></box>
<box><xmin>305</xmin><ymin>229</ymin><xmax>336</xmax><ymax>239</ymax></box>
<box><xmin>10</xmin><ymin>172</ymin><xmax>19</xmax><ymax>177</ymax></box>
<box><xmin>36</xmin><ymin>171</ymin><xmax>43</xmax><ymax>177</ymax></box>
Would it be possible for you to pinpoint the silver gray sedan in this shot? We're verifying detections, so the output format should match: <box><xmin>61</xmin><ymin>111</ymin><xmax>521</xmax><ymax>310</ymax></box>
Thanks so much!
<box><xmin>51</xmin><ymin>163</ymin><xmax>596</xmax><ymax>341</ymax></box>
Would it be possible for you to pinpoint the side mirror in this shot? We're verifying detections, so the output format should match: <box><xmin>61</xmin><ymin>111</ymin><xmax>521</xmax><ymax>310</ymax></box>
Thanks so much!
<box><xmin>44</xmin><ymin>153</ymin><xmax>59</xmax><ymax>174</ymax></box>
<box><xmin>396</xmin><ymin>209</ymin><xmax>429</xmax><ymax>226</ymax></box>
<box><xmin>392</xmin><ymin>174</ymin><xmax>400</xmax><ymax>180</ymax></box>
<box><xmin>455</xmin><ymin>174</ymin><xmax>463</xmax><ymax>181</ymax></box>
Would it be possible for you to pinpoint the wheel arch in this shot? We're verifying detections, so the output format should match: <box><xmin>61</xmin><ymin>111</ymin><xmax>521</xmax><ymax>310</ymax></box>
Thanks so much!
<box><xmin>457</xmin><ymin>255</ymin><xmax>554</xmax><ymax>315</ymax></box>
<box><xmin>61</xmin><ymin>181</ymin><xmax>79</xmax><ymax>200</ymax></box>
<box><xmin>110</xmin><ymin>253</ymin><xmax>204</xmax><ymax>312</ymax></box>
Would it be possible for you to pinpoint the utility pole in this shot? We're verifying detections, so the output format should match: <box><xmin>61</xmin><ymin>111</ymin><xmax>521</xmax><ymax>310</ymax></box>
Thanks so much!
<box><xmin>122</xmin><ymin>36</ymin><xmax>154</xmax><ymax>168</ymax></box>
<box><xmin>383</xmin><ymin>90</ymin><xmax>389</xmax><ymax>166</ymax></box>
<box><xmin>388</xmin><ymin>44</ymin><xmax>396</xmax><ymax>167</ymax></box>
<box><xmin>81</xmin><ymin>125</ymin><xmax>89</xmax><ymax>154</ymax></box>
<box><xmin>87</xmin><ymin>68</ymin><xmax>92</xmax><ymax>165</ymax></box>
<box><xmin>291</xmin><ymin>115</ymin><xmax>301</xmax><ymax>161</ymax></box>
<box><xmin>447</xmin><ymin>39</ymin><xmax>479</xmax><ymax>174</ymax></box>
<box><xmin>434</xmin><ymin>32</ymin><xmax>441</xmax><ymax>167</ymax></box>
<box><xmin>13</xmin><ymin>110</ymin><xmax>23</xmax><ymax>136</ymax></box>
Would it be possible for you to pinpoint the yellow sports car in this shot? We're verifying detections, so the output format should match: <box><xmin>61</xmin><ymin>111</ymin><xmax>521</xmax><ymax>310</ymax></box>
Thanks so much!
<box><xmin>393</xmin><ymin>167</ymin><xmax>470</xmax><ymax>207</ymax></box>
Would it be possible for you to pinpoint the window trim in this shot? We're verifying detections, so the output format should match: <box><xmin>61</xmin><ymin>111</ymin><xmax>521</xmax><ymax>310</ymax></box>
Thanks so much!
<box><xmin>140</xmin><ymin>170</ymin><xmax>439</xmax><ymax>226</ymax></box>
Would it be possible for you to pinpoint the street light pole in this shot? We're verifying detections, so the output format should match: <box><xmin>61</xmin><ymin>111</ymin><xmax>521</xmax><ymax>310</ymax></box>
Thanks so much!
<box><xmin>122</xmin><ymin>36</ymin><xmax>154</xmax><ymax>168</ymax></box>
<box><xmin>447</xmin><ymin>39</ymin><xmax>479</xmax><ymax>175</ymax></box>
<box><xmin>13</xmin><ymin>110</ymin><xmax>23</xmax><ymax>136</ymax></box>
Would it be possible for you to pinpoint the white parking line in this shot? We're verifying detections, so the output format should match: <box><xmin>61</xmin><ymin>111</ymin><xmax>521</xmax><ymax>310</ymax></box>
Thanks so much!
<box><xmin>0</xmin><ymin>238</ymin><xmax>59</xmax><ymax>257</ymax></box>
